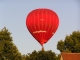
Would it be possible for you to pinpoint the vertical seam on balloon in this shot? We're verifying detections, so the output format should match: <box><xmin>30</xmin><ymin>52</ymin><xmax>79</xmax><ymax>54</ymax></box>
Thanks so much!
<box><xmin>42</xmin><ymin>9</ymin><xmax>45</xmax><ymax>43</ymax></box>
<box><xmin>53</xmin><ymin>12</ymin><xmax>56</xmax><ymax>33</ymax></box>
<box><xmin>44</xmin><ymin>9</ymin><xmax>46</xmax><ymax>41</ymax></box>
<box><xmin>46</xmin><ymin>9</ymin><xmax>50</xmax><ymax>40</ymax></box>
<box><xmin>46</xmin><ymin>10</ymin><xmax>49</xmax><ymax>41</ymax></box>
<box><xmin>45</xmin><ymin>9</ymin><xmax>48</xmax><ymax>42</ymax></box>
<box><xmin>55</xmin><ymin>15</ymin><xmax>59</xmax><ymax>33</ymax></box>
<box><xmin>53</xmin><ymin>12</ymin><xmax>59</xmax><ymax>35</ymax></box>
<box><xmin>37</xmin><ymin>9</ymin><xmax>40</xmax><ymax>43</ymax></box>
<box><xmin>30</xmin><ymin>12</ymin><xmax>37</xmax><ymax>40</ymax></box>
<box><xmin>47</xmin><ymin>11</ymin><xmax>53</xmax><ymax>41</ymax></box>
<box><xmin>39</xmin><ymin>10</ymin><xmax>41</xmax><ymax>44</ymax></box>
<box><xmin>43</xmin><ymin>9</ymin><xmax>45</xmax><ymax>43</ymax></box>
<box><xmin>39</xmin><ymin>9</ymin><xmax>42</xmax><ymax>43</ymax></box>
<box><xmin>34</xmin><ymin>11</ymin><xmax>39</xmax><ymax>41</ymax></box>
<box><xmin>46</xmin><ymin>10</ymin><xmax>51</xmax><ymax>41</ymax></box>
<box><xmin>37</xmin><ymin>9</ymin><xmax>41</xmax><ymax>44</ymax></box>
<box><xmin>52</xmin><ymin>14</ymin><xmax>56</xmax><ymax>35</ymax></box>
<box><xmin>27</xmin><ymin>15</ymin><xmax>32</xmax><ymax>34</ymax></box>
<box><xmin>40</xmin><ymin>9</ymin><xmax>43</xmax><ymax>44</ymax></box>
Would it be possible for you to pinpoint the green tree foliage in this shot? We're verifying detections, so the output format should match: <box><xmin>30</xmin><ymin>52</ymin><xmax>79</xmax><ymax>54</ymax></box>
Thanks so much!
<box><xmin>0</xmin><ymin>27</ymin><xmax>22</xmax><ymax>60</ymax></box>
<box><xmin>25</xmin><ymin>50</ymin><xmax>57</xmax><ymax>60</ymax></box>
<box><xmin>56</xmin><ymin>54</ymin><xmax>61</xmax><ymax>60</ymax></box>
<box><xmin>57</xmin><ymin>31</ymin><xmax>80</xmax><ymax>53</ymax></box>
<box><xmin>0</xmin><ymin>27</ymin><xmax>60</xmax><ymax>60</ymax></box>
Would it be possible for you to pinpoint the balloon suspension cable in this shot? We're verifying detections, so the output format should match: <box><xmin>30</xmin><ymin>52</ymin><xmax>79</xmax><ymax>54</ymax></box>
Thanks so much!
<box><xmin>42</xmin><ymin>45</ymin><xmax>44</xmax><ymax>51</ymax></box>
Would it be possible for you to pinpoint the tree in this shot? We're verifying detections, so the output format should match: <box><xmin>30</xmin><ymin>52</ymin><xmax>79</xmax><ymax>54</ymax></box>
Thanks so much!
<box><xmin>56</xmin><ymin>54</ymin><xmax>61</xmax><ymax>60</ymax></box>
<box><xmin>57</xmin><ymin>31</ymin><xmax>80</xmax><ymax>53</ymax></box>
<box><xmin>25</xmin><ymin>50</ymin><xmax>57</xmax><ymax>60</ymax></box>
<box><xmin>0</xmin><ymin>27</ymin><xmax>23</xmax><ymax>60</ymax></box>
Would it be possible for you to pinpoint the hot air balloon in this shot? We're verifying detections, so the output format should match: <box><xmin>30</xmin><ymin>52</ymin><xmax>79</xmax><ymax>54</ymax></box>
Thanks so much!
<box><xmin>26</xmin><ymin>8</ymin><xmax>59</xmax><ymax>50</ymax></box>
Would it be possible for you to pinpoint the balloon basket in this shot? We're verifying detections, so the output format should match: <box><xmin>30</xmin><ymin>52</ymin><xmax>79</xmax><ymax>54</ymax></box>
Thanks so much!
<box><xmin>42</xmin><ymin>45</ymin><xmax>44</xmax><ymax>51</ymax></box>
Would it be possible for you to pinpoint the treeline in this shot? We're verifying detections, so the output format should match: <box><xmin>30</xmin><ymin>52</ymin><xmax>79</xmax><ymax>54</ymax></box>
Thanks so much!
<box><xmin>0</xmin><ymin>27</ymin><xmax>80</xmax><ymax>60</ymax></box>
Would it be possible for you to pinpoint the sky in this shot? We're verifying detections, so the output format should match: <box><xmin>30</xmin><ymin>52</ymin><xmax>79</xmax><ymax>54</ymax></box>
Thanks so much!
<box><xmin>0</xmin><ymin>0</ymin><xmax>80</xmax><ymax>55</ymax></box>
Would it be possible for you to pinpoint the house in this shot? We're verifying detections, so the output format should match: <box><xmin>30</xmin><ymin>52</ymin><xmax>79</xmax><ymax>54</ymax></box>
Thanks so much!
<box><xmin>60</xmin><ymin>52</ymin><xmax>80</xmax><ymax>60</ymax></box>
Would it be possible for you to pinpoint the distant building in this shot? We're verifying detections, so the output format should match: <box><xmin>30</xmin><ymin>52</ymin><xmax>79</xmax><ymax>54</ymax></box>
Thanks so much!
<box><xmin>60</xmin><ymin>52</ymin><xmax>80</xmax><ymax>60</ymax></box>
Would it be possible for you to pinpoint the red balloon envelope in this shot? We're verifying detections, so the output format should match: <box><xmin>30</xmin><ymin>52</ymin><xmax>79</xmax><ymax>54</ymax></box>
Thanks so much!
<box><xmin>26</xmin><ymin>8</ymin><xmax>59</xmax><ymax>46</ymax></box>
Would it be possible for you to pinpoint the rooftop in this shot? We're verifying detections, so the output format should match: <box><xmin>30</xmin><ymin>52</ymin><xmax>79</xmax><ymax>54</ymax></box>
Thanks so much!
<box><xmin>61</xmin><ymin>52</ymin><xmax>80</xmax><ymax>60</ymax></box>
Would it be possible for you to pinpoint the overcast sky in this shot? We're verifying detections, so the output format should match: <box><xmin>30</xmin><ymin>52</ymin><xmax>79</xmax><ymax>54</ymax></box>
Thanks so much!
<box><xmin>0</xmin><ymin>0</ymin><xmax>80</xmax><ymax>54</ymax></box>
